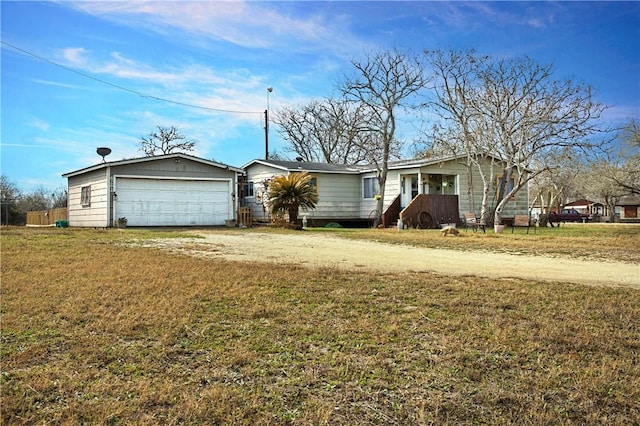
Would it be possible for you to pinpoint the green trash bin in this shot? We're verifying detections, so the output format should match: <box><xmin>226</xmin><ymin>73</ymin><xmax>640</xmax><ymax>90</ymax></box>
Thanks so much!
<box><xmin>55</xmin><ymin>220</ymin><xmax>69</xmax><ymax>228</ymax></box>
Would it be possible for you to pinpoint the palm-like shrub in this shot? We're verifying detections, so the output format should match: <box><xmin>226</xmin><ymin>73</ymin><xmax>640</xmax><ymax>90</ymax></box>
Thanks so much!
<box><xmin>267</xmin><ymin>172</ymin><xmax>318</xmax><ymax>224</ymax></box>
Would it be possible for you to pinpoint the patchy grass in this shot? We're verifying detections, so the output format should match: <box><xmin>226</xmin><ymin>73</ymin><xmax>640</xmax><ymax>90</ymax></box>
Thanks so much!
<box><xmin>2</xmin><ymin>226</ymin><xmax>639</xmax><ymax>425</ymax></box>
<box><xmin>308</xmin><ymin>223</ymin><xmax>640</xmax><ymax>263</ymax></box>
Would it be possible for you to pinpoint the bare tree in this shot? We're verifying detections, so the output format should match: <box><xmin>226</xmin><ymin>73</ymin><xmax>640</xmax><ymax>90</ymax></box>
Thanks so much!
<box><xmin>483</xmin><ymin>57</ymin><xmax>607</xmax><ymax>225</ymax></box>
<box><xmin>340</xmin><ymin>49</ymin><xmax>428</xmax><ymax>227</ymax></box>
<box><xmin>601</xmin><ymin>120</ymin><xmax>640</xmax><ymax>195</ymax></box>
<box><xmin>50</xmin><ymin>187</ymin><xmax>68</xmax><ymax>208</ymax></box>
<box><xmin>528</xmin><ymin>152</ymin><xmax>584</xmax><ymax>224</ymax></box>
<box><xmin>584</xmin><ymin>159</ymin><xmax>627</xmax><ymax>222</ymax></box>
<box><xmin>426</xmin><ymin>50</ymin><xmax>496</xmax><ymax>224</ymax></box>
<box><xmin>139</xmin><ymin>126</ymin><xmax>196</xmax><ymax>157</ymax></box>
<box><xmin>578</xmin><ymin>121</ymin><xmax>640</xmax><ymax>222</ymax></box>
<box><xmin>18</xmin><ymin>186</ymin><xmax>51</xmax><ymax>212</ymax></box>
<box><xmin>1</xmin><ymin>175</ymin><xmax>22</xmax><ymax>225</ymax></box>
<box><xmin>274</xmin><ymin>98</ymin><xmax>372</xmax><ymax>164</ymax></box>
<box><xmin>425</xmin><ymin>49</ymin><xmax>607</xmax><ymax>225</ymax></box>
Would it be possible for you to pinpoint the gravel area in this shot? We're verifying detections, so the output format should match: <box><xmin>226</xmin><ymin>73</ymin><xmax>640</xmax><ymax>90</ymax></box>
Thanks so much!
<box><xmin>140</xmin><ymin>231</ymin><xmax>640</xmax><ymax>290</ymax></box>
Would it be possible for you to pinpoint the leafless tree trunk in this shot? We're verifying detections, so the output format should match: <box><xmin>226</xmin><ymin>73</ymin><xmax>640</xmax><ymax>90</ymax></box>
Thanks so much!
<box><xmin>340</xmin><ymin>49</ymin><xmax>428</xmax><ymax>227</ymax></box>
<box><xmin>427</xmin><ymin>50</ymin><xmax>497</xmax><ymax>224</ymax></box>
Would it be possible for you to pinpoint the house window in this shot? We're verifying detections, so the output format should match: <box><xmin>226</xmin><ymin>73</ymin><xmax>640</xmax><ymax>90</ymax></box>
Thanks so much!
<box><xmin>308</xmin><ymin>175</ymin><xmax>318</xmax><ymax>194</ymax></box>
<box><xmin>427</xmin><ymin>174</ymin><xmax>456</xmax><ymax>195</ymax></box>
<box><xmin>243</xmin><ymin>181</ymin><xmax>255</xmax><ymax>198</ymax></box>
<box><xmin>81</xmin><ymin>185</ymin><xmax>91</xmax><ymax>206</ymax></box>
<box><xmin>363</xmin><ymin>177</ymin><xmax>379</xmax><ymax>199</ymax></box>
<box><xmin>496</xmin><ymin>175</ymin><xmax>515</xmax><ymax>199</ymax></box>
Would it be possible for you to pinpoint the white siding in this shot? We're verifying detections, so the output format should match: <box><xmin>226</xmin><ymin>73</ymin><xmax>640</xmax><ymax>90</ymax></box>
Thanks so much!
<box><xmin>242</xmin><ymin>157</ymin><xmax>530</xmax><ymax>224</ymax></box>
<box><xmin>384</xmin><ymin>160</ymin><xmax>528</xmax><ymax>220</ymax></box>
<box><xmin>244</xmin><ymin>164</ymin><xmax>363</xmax><ymax>221</ymax></box>
<box><xmin>65</xmin><ymin>156</ymin><xmax>239</xmax><ymax>227</ymax></box>
<box><xmin>360</xmin><ymin>172</ymin><xmax>379</xmax><ymax>218</ymax></box>
<box><xmin>67</xmin><ymin>169</ymin><xmax>109</xmax><ymax>227</ymax></box>
<box><xmin>243</xmin><ymin>164</ymin><xmax>281</xmax><ymax>221</ymax></box>
<box><xmin>301</xmin><ymin>173</ymin><xmax>361</xmax><ymax>220</ymax></box>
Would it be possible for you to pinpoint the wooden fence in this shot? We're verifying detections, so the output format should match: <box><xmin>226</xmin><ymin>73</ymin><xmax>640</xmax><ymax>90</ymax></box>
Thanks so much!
<box><xmin>237</xmin><ymin>207</ymin><xmax>252</xmax><ymax>227</ymax></box>
<box><xmin>26</xmin><ymin>208</ymin><xmax>68</xmax><ymax>226</ymax></box>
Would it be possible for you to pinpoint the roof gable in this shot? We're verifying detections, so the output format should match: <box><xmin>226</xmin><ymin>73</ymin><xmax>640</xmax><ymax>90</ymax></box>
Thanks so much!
<box><xmin>617</xmin><ymin>195</ymin><xmax>640</xmax><ymax>206</ymax></box>
<box><xmin>63</xmin><ymin>153</ymin><xmax>243</xmax><ymax>178</ymax></box>
<box><xmin>565</xmin><ymin>199</ymin><xmax>598</xmax><ymax>207</ymax></box>
<box><xmin>245</xmin><ymin>153</ymin><xmax>509</xmax><ymax>176</ymax></box>
<box><xmin>243</xmin><ymin>159</ymin><xmax>362</xmax><ymax>174</ymax></box>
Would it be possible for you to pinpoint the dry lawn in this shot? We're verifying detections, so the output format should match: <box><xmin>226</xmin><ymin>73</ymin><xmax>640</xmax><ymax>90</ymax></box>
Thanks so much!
<box><xmin>1</xmin><ymin>226</ymin><xmax>639</xmax><ymax>425</ymax></box>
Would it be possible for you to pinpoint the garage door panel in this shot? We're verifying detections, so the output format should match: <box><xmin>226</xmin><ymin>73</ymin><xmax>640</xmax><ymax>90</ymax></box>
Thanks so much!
<box><xmin>115</xmin><ymin>178</ymin><xmax>230</xmax><ymax>226</ymax></box>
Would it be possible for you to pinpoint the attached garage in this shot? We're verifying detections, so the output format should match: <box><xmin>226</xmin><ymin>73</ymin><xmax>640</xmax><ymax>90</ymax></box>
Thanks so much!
<box><xmin>114</xmin><ymin>177</ymin><xmax>232</xmax><ymax>226</ymax></box>
<box><xmin>63</xmin><ymin>153</ymin><xmax>243</xmax><ymax>228</ymax></box>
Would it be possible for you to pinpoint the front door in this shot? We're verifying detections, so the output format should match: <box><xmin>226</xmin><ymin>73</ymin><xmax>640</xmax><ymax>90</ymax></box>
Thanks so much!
<box><xmin>400</xmin><ymin>175</ymin><xmax>418</xmax><ymax>208</ymax></box>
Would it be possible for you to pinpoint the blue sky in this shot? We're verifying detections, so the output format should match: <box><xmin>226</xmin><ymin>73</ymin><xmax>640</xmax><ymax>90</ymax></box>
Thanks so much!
<box><xmin>2</xmin><ymin>1</ymin><xmax>639</xmax><ymax>192</ymax></box>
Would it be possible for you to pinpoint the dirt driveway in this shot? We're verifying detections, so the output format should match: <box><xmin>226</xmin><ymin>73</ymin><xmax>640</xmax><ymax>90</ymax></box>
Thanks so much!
<box><xmin>143</xmin><ymin>231</ymin><xmax>640</xmax><ymax>290</ymax></box>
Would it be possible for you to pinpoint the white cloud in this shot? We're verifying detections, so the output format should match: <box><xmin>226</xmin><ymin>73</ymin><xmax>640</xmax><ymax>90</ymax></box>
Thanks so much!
<box><xmin>28</xmin><ymin>118</ymin><xmax>50</xmax><ymax>132</ymax></box>
<box><xmin>33</xmin><ymin>79</ymin><xmax>87</xmax><ymax>90</ymax></box>
<box><xmin>61</xmin><ymin>47</ymin><xmax>88</xmax><ymax>65</ymax></box>
<box><xmin>57</xmin><ymin>48</ymin><xmax>181</xmax><ymax>83</ymax></box>
<box><xmin>51</xmin><ymin>46</ymin><xmax>275</xmax><ymax>119</ymax></box>
<box><xmin>66</xmin><ymin>1</ymin><xmax>363</xmax><ymax>54</ymax></box>
<box><xmin>423</xmin><ymin>2</ymin><xmax>559</xmax><ymax>32</ymax></box>
<box><xmin>54</xmin><ymin>45</ymin><xmax>265</xmax><ymax>93</ymax></box>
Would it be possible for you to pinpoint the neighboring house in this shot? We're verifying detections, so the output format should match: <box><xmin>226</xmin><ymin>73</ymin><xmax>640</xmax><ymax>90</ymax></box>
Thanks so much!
<box><xmin>63</xmin><ymin>153</ymin><xmax>243</xmax><ymax>227</ymax></box>
<box><xmin>242</xmin><ymin>155</ymin><xmax>528</xmax><ymax>227</ymax></box>
<box><xmin>616</xmin><ymin>195</ymin><xmax>640</xmax><ymax>222</ymax></box>
<box><xmin>563</xmin><ymin>199</ymin><xmax>608</xmax><ymax>217</ymax></box>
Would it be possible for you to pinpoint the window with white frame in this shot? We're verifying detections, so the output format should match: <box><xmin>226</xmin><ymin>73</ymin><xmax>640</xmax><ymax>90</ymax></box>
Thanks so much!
<box><xmin>363</xmin><ymin>177</ymin><xmax>379</xmax><ymax>199</ymax></box>
<box><xmin>81</xmin><ymin>185</ymin><xmax>91</xmax><ymax>206</ymax></box>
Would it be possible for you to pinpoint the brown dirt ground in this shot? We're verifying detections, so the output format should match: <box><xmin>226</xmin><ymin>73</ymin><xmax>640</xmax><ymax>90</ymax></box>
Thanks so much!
<box><xmin>140</xmin><ymin>231</ymin><xmax>640</xmax><ymax>290</ymax></box>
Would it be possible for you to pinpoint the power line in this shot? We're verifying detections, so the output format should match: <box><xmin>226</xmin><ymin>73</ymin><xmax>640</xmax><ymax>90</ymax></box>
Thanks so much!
<box><xmin>1</xmin><ymin>40</ymin><xmax>263</xmax><ymax>115</ymax></box>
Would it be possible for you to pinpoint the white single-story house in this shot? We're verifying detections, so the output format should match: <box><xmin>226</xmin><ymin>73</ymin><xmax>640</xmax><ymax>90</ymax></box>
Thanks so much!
<box><xmin>242</xmin><ymin>155</ymin><xmax>528</xmax><ymax>227</ymax></box>
<box><xmin>63</xmin><ymin>153</ymin><xmax>243</xmax><ymax>227</ymax></box>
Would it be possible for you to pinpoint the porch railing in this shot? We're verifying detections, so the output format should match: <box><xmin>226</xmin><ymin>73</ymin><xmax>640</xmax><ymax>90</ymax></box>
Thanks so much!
<box><xmin>399</xmin><ymin>194</ymin><xmax>459</xmax><ymax>229</ymax></box>
<box><xmin>381</xmin><ymin>194</ymin><xmax>401</xmax><ymax>228</ymax></box>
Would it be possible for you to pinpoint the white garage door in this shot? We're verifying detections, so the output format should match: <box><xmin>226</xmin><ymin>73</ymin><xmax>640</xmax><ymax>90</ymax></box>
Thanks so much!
<box><xmin>115</xmin><ymin>178</ymin><xmax>230</xmax><ymax>226</ymax></box>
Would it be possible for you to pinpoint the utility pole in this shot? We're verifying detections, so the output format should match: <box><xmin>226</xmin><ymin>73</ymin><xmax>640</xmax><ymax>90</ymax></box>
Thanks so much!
<box><xmin>265</xmin><ymin>86</ymin><xmax>273</xmax><ymax>160</ymax></box>
<box><xmin>264</xmin><ymin>109</ymin><xmax>269</xmax><ymax>160</ymax></box>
